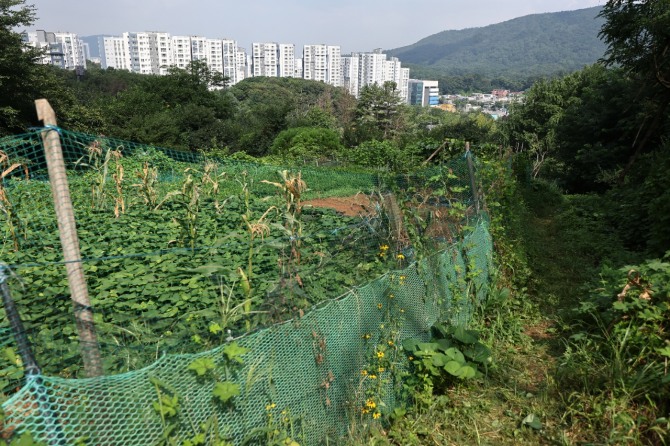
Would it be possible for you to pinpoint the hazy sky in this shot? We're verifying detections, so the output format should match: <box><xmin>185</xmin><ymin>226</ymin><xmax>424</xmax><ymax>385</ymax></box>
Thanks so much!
<box><xmin>26</xmin><ymin>0</ymin><xmax>605</xmax><ymax>53</ymax></box>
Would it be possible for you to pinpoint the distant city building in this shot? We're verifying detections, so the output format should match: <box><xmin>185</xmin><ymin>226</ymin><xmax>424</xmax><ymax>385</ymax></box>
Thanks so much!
<box><xmin>252</xmin><ymin>42</ymin><xmax>279</xmax><ymax>77</ymax></box>
<box><xmin>342</xmin><ymin>49</ymin><xmax>409</xmax><ymax>100</ymax></box>
<box><xmin>23</xmin><ymin>29</ymin><xmax>410</xmax><ymax>92</ymax></box>
<box><xmin>222</xmin><ymin>39</ymin><xmax>246</xmax><ymax>84</ymax></box>
<box><xmin>102</xmin><ymin>36</ymin><xmax>127</xmax><ymax>70</ymax></box>
<box><xmin>123</xmin><ymin>32</ymin><xmax>161</xmax><ymax>74</ymax></box>
<box><xmin>278</xmin><ymin>44</ymin><xmax>296</xmax><ymax>78</ymax></box>
<box><xmin>341</xmin><ymin>55</ymin><xmax>360</xmax><ymax>97</ymax></box>
<box><xmin>408</xmin><ymin>79</ymin><xmax>439</xmax><ymax>107</ymax></box>
<box><xmin>303</xmin><ymin>44</ymin><xmax>342</xmax><ymax>87</ymax></box>
<box><xmin>23</xmin><ymin>30</ymin><xmax>86</xmax><ymax>70</ymax></box>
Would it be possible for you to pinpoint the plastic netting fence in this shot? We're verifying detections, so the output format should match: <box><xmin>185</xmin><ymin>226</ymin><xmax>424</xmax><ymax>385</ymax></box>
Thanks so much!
<box><xmin>0</xmin><ymin>128</ymin><xmax>492</xmax><ymax>445</ymax></box>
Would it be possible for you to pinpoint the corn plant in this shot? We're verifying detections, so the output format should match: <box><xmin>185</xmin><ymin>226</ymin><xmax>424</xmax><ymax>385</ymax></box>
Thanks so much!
<box><xmin>200</xmin><ymin>160</ymin><xmax>227</xmax><ymax>212</ymax></box>
<box><xmin>0</xmin><ymin>151</ymin><xmax>29</xmax><ymax>251</ymax></box>
<box><xmin>157</xmin><ymin>173</ymin><xmax>201</xmax><ymax>250</ymax></box>
<box><xmin>112</xmin><ymin>157</ymin><xmax>125</xmax><ymax>218</ymax></box>
<box><xmin>239</xmin><ymin>175</ymin><xmax>277</xmax><ymax>330</ymax></box>
<box><xmin>261</xmin><ymin>170</ymin><xmax>307</xmax><ymax>316</ymax></box>
<box><xmin>76</xmin><ymin>141</ymin><xmax>123</xmax><ymax>211</ymax></box>
<box><xmin>133</xmin><ymin>162</ymin><xmax>158</xmax><ymax>209</ymax></box>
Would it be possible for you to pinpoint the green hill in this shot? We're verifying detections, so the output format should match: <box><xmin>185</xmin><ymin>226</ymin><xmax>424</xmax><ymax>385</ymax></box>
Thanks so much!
<box><xmin>387</xmin><ymin>6</ymin><xmax>606</xmax><ymax>79</ymax></box>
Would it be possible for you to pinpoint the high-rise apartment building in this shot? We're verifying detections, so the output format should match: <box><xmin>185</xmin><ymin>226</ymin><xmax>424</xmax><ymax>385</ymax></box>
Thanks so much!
<box><xmin>171</xmin><ymin>35</ymin><xmax>191</xmax><ymax>70</ymax></box>
<box><xmin>252</xmin><ymin>42</ymin><xmax>278</xmax><ymax>77</ymax></box>
<box><xmin>278</xmin><ymin>44</ymin><xmax>296</xmax><ymax>78</ymax></box>
<box><xmin>341</xmin><ymin>55</ymin><xmax>360</xmax><ymax>97</ymax></box>
<box><xmin>343</xmin><ymin>49</ymin><xmax>409</xmax><ymax>100</ymax></box>
<box><xmin>23</xmin><ymin>30</ymin><xmax>86</xmax><ymax>70</ymax></box>
<box><xmin>155</xmin><ymin>32</ymin><xmax>174</xmax><ymax>75</ymax></box>
<box><xmin>222</xmin><ymin>39</ymin><xmax>246</xmax><ymax>84</ymax></box>
<box><xmin>123</xmin><ymin>32</ymin><xmax>160</xmax><ymax>74</ymax></box>
<box><xmin>102</xmin><ymin>36</ymin><xmax>128</xmax><ymax>69</ymax></box>
<box><xmin>384</xmin><ymin>57</ymin><xmax>410</xmax><ymax>102</ymax></box>
<box><xmin>303</xmin><ymin>45</ymin><xmax>342</xmax><ymax>87</ymax></box>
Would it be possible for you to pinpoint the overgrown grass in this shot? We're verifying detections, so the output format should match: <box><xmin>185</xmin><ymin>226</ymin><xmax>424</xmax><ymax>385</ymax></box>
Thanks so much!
<box><xmin>349</xmin><ymin>176</ymin><xmax>668</xmax><ymax>445</ymax></box>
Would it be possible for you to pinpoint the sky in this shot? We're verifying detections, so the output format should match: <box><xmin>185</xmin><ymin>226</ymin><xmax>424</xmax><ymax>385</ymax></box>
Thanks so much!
<box><xmin>25</xmin><ymin>0</ymin><xmax>605</xmax><ymax>54</ymax></box>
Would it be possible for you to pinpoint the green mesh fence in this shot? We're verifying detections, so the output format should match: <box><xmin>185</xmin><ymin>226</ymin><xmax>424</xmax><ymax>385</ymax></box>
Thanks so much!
<box><xmin>0</xmin><ymin>128</ymin><xmax>492</xmax><ymax>445</ymax></box>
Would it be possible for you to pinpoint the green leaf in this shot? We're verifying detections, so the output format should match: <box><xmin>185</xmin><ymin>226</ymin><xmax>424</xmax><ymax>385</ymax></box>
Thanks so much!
<box><xmin>431</xmin><ymin>353</ymin><xmax>448</xmax><ymax>367</ymax></box>
<box><xmin>454</xmin><ymin>364</ymin><xmax>477</xmax><ymax>379</ymax></box>
<box><xmin>463</xmin><ymin>343</ymin><xmax>492</xmax><ymax>364</ymax></box>
<box><xmin>444</xmin><ymin>347</ymin><xmax>465</xmax><ymax>363</ymax></box>
<box><xmin>223</xmin><ymin>342</ymin><xmax>249</xmax><ymax>364</ymax></box>
<box><xmin>213</xmin><ymin>381</ymin><xmax>240</xmax><ymax>403</ymax></box>
<box><xmin>187</xmin><ymin>357</ymin><xmax>216</xmax><ymax>376</ymax></box>
<box><xmin>444</xmin><ymin>360</ymin><xmax>463</xmax><ymax>376</ymax></box>
<box><xmin>451</xmin><ymin>326</ymin><xmax>479</xmax><ymax>344</ymax></box>
<box><xmin>402</xmin><ymin>338</ymin><xmax>421</xmax><ymax>352</ymax></box>
<box><xmin>522</xmin><ymin>413</ymin><xmax>542</xmax><ymax>430</ymax></box>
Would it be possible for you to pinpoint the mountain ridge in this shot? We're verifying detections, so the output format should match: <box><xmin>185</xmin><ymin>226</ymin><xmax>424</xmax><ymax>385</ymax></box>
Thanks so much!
<box><xmin>387</xmin><ymin>6</ymin><xmax>606</xmax><ymax>79</ymax></box>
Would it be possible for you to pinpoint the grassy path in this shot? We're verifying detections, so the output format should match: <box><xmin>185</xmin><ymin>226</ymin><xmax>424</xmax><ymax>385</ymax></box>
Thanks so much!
<box><xmin>351</xmin><ymin>185</ymin><xmax>618</xmax><ymax>445</ymax></box>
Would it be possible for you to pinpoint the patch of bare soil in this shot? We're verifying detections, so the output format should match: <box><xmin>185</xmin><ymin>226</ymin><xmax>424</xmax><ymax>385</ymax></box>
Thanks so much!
<box><xmin>303</xmin><ymin>194</ymin><xmax>377</xmax><ymax>217</ymax></box>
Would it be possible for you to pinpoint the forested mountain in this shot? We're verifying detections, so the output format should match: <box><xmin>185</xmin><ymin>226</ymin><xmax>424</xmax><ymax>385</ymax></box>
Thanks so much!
<box><xmin>388</xmin><ymin>6</ymin><xmax>605</xmax><ymax>79</ymax></box>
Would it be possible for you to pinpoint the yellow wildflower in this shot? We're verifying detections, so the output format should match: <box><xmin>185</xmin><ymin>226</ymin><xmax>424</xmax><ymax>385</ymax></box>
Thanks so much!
<box><xmin>396</xmin><ymin>253</ymin><xmax>405</xmax><ymax>260</ymax></box>
<box><xmin>361</xmin><ymin>370</ymin><xmax>368</xmax><ymax>376</ymax></box>
<box><xmin>362</xmin><ymin>408</ymin><xmax>370</xmax><ymax>414</ymax></box>
<box><xmin>376</xmin><ymin>351</ymin><xmax>384</xmax><ymax>359</ymax></box>
<box><xmin>373</xmin><ymin>412</ymin><xmax>381</xmax><ymax>419</ymax></box>
<box><xmin>365</xmin><ymin>399</ymin><xmax>376</xmax><ymax>409</ymax></box>
<box><xmin>377</xmin><ymin>303</ymin><xmax>383</xmax><ymax>310</ymax></box>
<box><xmin>378</xmin><ymin>367</ymin><xmax>385</xmax><ymax>373</ymax></box>
<box><xmin>388</xmin><ymin>340</ymin><xmax>394</xmax><ymax>346</ymax></box>
<box><xmin>409</xmin><ymin>356</ymin><xmax>414</xmax><ymax>361</ymax></box>
<box><xmin>266</xmin><ymin>402</ymin><xmax>276</xmax><ymax>411</ymax></box>
<box><xmin>369</xmin><ymin>374</ymin><xmax>377</xmax><ymax>380</ymax></box>
<box><xmin>362</xmin><ymin>333</ymin><xmax>371</xmax><ymax>340</ymax></box>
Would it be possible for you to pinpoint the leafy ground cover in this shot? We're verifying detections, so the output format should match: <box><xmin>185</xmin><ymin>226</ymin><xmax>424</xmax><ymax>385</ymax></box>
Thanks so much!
<box><xmin>0</xmin><ymin>152</ymin><xmax>404</xmax><ymax>394</ymax></box>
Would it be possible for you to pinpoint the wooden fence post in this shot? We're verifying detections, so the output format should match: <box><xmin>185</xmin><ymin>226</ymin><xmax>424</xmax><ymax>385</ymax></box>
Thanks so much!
<box><xmin>35</xmin><ymin>99</ymin><xmax>104</xmax><ymax>377</ymax></box>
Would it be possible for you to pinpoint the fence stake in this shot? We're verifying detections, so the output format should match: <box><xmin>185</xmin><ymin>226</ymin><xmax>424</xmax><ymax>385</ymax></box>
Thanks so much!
<box><xmin>465</xmin><ymin>142</ymin><xmax>480</xmax><ymax>214</ymax></box>
<box><xmin>0</xmin><ymin>264</ymin><xmax>40</xmax><ymax>376</ymax></box>
<box><xmin>35</xmin><ymin>99</ymin><xmax>104</xmax><ymax>377</ymax></box>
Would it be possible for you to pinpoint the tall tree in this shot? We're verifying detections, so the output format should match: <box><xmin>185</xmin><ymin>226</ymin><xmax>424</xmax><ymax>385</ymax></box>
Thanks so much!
<box><xmin>351</xmin><ymin>81</ymin><xmax>406</xmax><ymax>144</ymax></box>
<box><xmin>0</xmin><ymin>0</ymin><xmax>39</xmax><ymax>133</ymax></box>
<box><xmin>598</xmin><ymin>0</ymin><xmax>670</xmax><ymax>180</ymax></box>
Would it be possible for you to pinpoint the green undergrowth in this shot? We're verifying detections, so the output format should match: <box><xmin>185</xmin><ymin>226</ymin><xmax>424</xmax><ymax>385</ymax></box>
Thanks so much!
<box><xmin>350</xmin><ymin>169</ymin><xmax>668</xmax><ymax>445</ymax></box>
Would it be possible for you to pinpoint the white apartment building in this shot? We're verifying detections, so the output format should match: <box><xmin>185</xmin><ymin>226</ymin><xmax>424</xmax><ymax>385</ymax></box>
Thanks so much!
<box><xmin>294</xmin><ymin>58</ymin><xmax>304</xmax><ymax>79</ymax></box>
<box><xmin>102</xmin><ymin>36</ymin><xmax>128</xmax><ymax>69</ymax></box>
<box><xmin>252</xmin><ymin>42</ymin><xmax>279</xmax><ymax>77</ymax></box>
<box><xmin>123</xmin><ymin>32</ymin><xmax>160</xmax><ymax>74</ymax></box>
<box><xmin>341</xmin><ymin>55</ymin><xmax>360</xmax><ymax>97</ymax></box>
<box><xmin>303</xmin><ymin>44</ymin><xmax>342</xmax><ymax>87</ymax></box>
<box><xmin>54</xmin><ymin>32</ymin><xmax>87</xmax><ymax>70</ymax></box>
<box><xmin>222</xmin><ymin>40</ymin><xmax>245</xmax><ymax>84</ymax></box>
<box><xmin>155</xmin><ymin>32</ymin><xmax>174</xmax><ymax>75</ymax></box>
<box><xmin>23</xmin><ymin>30</ymin><xmax>86</xmax><ymax>70</ymax></box>
<box><xmin>172</xmin><ymin>35</ymin><xmax>192</xmax><ymax>70</ymax></box>
<box><xmin>384</xmin><ymin>57</ymin><xmax>410</xmax><ymax>102</ymax></box>
<box><xmin>278</xmin><ymin>44</ymin><xmax>296</xmax><ymax>78</ymax></box>
<box><xmin>343</xmin><ymin>49</ymin><xmax>409</xmax><ymax>100</ymax></box>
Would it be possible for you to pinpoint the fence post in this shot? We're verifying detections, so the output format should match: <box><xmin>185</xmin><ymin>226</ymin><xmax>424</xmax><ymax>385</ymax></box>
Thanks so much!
<box><xmin>0</xmin><ymin>264</ymin><xmax>40</xmax><ymax>376</ymax></box>
<box><xmin>465</xmin><ymin>142</ymin><xmax>480</xmax><ymax>214</ymax></box>
<box><xmin>35</xmin><ymin>99</ymin><xmax>104</xmax><ymax>377</ymax></box>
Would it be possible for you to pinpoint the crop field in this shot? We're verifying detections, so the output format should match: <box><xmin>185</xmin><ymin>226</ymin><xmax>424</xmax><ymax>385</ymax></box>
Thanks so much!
<box><xmin>0</xmin><ymin>131</ymin><xmax>477</xmax><ymax>404</ymax></box>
